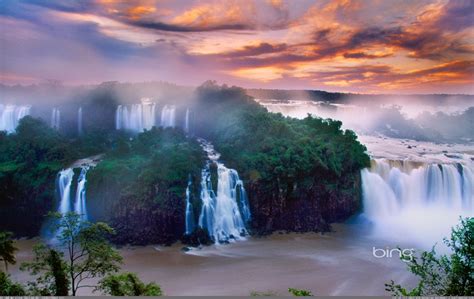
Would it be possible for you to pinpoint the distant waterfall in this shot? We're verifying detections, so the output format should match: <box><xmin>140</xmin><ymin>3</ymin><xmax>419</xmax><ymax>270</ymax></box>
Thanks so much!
<box><xmin>361</xmin><ymin>159</ymin><xmax>474</xmax><ymax>247</ymax></box>
<box><xmin>160</xmin><ymin>105</ymin><xmax>176</xmax><ymax>128</ymax></box>
<box><xmin>51</xmin><ymin>108</ymin><xmax>60</xmax><ymax>130</ymax></box>
<box><xmin>184</xmin><ymin>108</ymin><xmax>190</xmax><ymax>133</ymax></box>
<box><xmin>116</xmin><ymin>99</ymin><xmax>157</xmax><ymax>133</ymax></box>
<box><xmin>56</xmin><ymin>167</ymin><xmax>90</xmax><ymax>220</ymax></box>
<box><xmin>0</xmin><ymin>104</ymin><xmax>31</xmax><ymax>133</ymax></box>
<box><xmin>197</xmin><ymin>139</ymin><xmax>251</xmax><ymax>243</ymax></box>
<box><xmin>78</xmin><ymin>107</ymin><xmax>83</xmax><ymax>135</ymax></box>
<box><xmin>185</xmin><ymin>178</ymin><xmax>196</xmax><ymax>235</ymax></box>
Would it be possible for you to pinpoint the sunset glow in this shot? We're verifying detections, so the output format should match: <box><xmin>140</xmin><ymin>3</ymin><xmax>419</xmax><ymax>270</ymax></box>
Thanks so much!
<box><xmin>1</xmin><ymin>0</ymin><xmax>473</xmax><ymax>93</ymax></box>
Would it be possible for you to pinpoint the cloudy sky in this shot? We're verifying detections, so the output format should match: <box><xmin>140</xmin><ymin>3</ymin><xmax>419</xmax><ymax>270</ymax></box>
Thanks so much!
<box><xmin>1</xmin><ymin>0</ymin><xmax>473</xmax><ymax>93</ymax></box>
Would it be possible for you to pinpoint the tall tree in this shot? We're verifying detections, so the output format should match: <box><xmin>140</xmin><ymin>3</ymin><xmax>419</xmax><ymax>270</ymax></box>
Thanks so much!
<box><xmin>22</xmin><ymin>212</ymin><xmax>122</xmax><ymax>296</ymax></box>
<box><xmin>0</xmin><ymin>231</ymin><xmax>18</xmax><ymax>272</ymax></box>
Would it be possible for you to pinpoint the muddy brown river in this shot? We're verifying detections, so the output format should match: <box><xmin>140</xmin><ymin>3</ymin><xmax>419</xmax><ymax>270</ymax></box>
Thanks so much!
<box><xmin>9</xmin><ymin>224</ymin><xmax>416</xmax><ymax>296</ymax></box>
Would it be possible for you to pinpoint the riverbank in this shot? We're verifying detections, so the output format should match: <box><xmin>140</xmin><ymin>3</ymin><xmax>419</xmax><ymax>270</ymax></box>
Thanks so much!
<box><xmin>8</xmin><ymin>223</ymin><xmax>416</xmax><ymax>296</ymax></box>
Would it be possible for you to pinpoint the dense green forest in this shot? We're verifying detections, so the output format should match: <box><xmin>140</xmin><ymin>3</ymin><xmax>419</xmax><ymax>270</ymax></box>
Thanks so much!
<box><xmin>0</xmin><ymin>82</ymin><xmax>370</xmax><ymax>244</ymax></box>
<box><xmin>192</xmin><ymin>82</ymin><xmax>370</xmax><ymax>234</ymax></box>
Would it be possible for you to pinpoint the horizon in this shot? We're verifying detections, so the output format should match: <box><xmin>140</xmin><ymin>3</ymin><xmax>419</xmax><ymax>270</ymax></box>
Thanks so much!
<box><xmin>1</xmin><ymin>0</ymin><xmax>473</xmax><ymax>94</ymax></box>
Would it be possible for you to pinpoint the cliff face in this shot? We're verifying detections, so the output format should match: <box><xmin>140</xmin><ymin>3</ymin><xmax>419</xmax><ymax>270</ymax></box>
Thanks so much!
<box><xmin>247</xmin><ymin>172</ymin><xmax>361</xmax><ymax>234</ymax></box>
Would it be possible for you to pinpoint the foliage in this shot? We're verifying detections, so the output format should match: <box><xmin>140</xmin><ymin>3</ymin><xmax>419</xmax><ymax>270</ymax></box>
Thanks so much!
<box><xmin>21</xmin><ymin>244</ymin><xmax>69</xmax><ymax>296</ymax></box>
<box><xmin>288</xmin><ymin>288</ymin><xmax>313</xmax><ymax>296</ymax></box>
<box><xmin>0</xmin><ymin>231</ymin><xmax>17</xmax><ymax>272</ymax></box>
<box><xmin>0</xmin><ymin>117</ymin><xmax>79</xmax><ymax>236</ymax></box>
<box><xmin>193</xmin><ymin>82</ymin><xmax>370</xmax><ymax>232</ymax></box>
<box><xmin>0</xmin><ymin>272</ymin><xmax>27</xmax><ymax>296</ymax></box>
<box><xmin>386</xmin><ymin>217</ymin><xmax>474</xmax><ymax>296</ymax></box>
<box><xmin>97</xmin><ymin>272</ymin><xmax>162</xmax><ymax>296</ymax></box>
<box><xmin>22</xmin><ymin>212</ymin><xmax>122</xmax><ymax>296</ymax></box>
<box><xmin>87</xmin><ymin>127</ymin><xmax>205</xmax><ymax>245</ymax></box>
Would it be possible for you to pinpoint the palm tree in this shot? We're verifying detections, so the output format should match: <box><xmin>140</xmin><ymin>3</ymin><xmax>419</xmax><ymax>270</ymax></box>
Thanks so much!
<box><xmin>0</xmin><ymin>231</ymin><xmax>18</xmax><ymax>272</ymax></box>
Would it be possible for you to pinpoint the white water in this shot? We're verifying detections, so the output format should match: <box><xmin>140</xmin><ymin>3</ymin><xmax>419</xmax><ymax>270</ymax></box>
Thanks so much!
<box><xmin>185</xmin><ymin>178</ymin><xmax>195</xmax><ymax>235</ymax></box>
<box><xmin>197</xmin><ymin>139</ymin><xmax>251</xmax><ymax>243</ymax></box>
<box><xmin>78</xmin><ymin>107</ymin><xmax>83</xmax><ymax>135</ymax></box>
<box><xmin>51</xmin><ymin>108</ymin><xmax>60</xmax><ymax>130</ymax></box>
<box><xmin>160</xmin><ymin>105</ymin><xmax>176</xmax><ymax>128</ymax></box>
<box><xmin>116</xmin><ymin>98</ymin><xmax>157</xmax><ymax>133</ymax></box>
<box><xmin>184</xmin><ymin>108</ymin><xmax>190</xmax><ymax>133</ymax></box>
<box><xmin>56</xmin><ymin>167</ymin><xmax>90</xmax><ymax>221</ymax></box>
<box><xmin>361</xmin><ymin>159</ymin><xmax>474</xmax><ymax>249</ymax></box>
<box><xmin>74</xmin><ymin>167</ymin><xmax>89</xmax><ymax>221</ymax></box>
<box><xmin>57</xmin><ymin>169</ymin><xmax>75</xmax><ymax>215</ymax></box>
<box><xmin>0</xmin><ymin>104</ymin><xmax>31</xmax><ymax>133</ymax></box>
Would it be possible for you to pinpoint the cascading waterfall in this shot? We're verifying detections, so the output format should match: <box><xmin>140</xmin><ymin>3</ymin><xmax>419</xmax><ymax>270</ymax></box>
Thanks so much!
<box><xmin>51</xmin><ymin>108</ymin><xmax>60</xmax><ymax>130</ymax></box>
<box><xmin>160</xmin><ymin>105</ymin><xmax>176</xmax><ymax>128</ymax></box>
<box><xmin>197</xmin><ymin>139</ymin><xmax>251</xmax><ymax>243</ymax></box>
<box><xmin>361</xmin><ymin>159</ymin><xmax>474</xmax><ymax>248</ymax></box>
<box><xmin>57</xmin><ymin>169</ymin><xmax>75</xmax><ymax>215</ymax></box>
<box><xmin>116</xmin><ymin>98</ymin><xmax>157</xmax><ymax>133</ymax></box>
<box><xmin>56</xmin><ymin>167</ymin><xmax>90</xmax><ymax>220</ymax></box>
<box><xmin>0</xmin><ymin>104</ymin><xmax>31</xmax><ymax>133</ymax></box>
<box><xmin>74</xmin><ymin>167</ymin><xmax>89</xmax><ymax>221</ymax></box>
<box><xmin>185</xmin><ymin>178</ymin><xmax>196</xmax><ymax>235</ymax></box>
<box><xmin>78</xmin><ymin>107</ymin><xmax>83</xmax><ymax>135</ymax></box>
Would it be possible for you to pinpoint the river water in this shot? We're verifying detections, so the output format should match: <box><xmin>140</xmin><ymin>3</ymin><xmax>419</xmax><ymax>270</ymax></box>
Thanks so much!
<box><xmin>10</xmin><ymin>223</ymin><xmax>415</xmax><ymax>296</ymax></box>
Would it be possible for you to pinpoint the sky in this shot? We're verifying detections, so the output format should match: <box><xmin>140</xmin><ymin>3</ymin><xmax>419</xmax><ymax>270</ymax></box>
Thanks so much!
<box><xmin>1</xmin><ymin>0</ymin><xmax>473</xmax><ymax>94</ymax></box>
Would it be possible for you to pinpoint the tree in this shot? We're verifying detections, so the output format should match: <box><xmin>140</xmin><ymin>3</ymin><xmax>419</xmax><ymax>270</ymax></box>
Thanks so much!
<box><xmin>97</xmin><ymin>272</ymin><xmax>162</xmax><ymax>296</ymax></box>
<box><xmin>22</xmin><ymin>212</ymin><xmax>122</xmax><ymax>296</ymax></box>
<box><xmin>386</xmin><ymin>217</ymin><xmax>474</xmax><ymax>296</ymax></box>
<box><xmin>0</xmin><ymin>231</ymin><xmax>18</xmax><ymax>272</ymax></box>
<box><xmin>0</xmin><ymin>272</ymin><xmax>27</xmax><ymax>296</ymax></box>
<box><xmin>21</xmin><ymin>245</ymin><xmax>69</xmax><ymax>295</ymax></box>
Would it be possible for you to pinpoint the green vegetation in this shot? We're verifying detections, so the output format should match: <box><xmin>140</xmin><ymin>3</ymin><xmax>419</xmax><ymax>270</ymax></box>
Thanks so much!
<box><xmin>193</xmin><ymin>82</ymin><xmax>370</xmax><ymax>233</ymax></box>
<box><xmin>0</xmin><ymin>232</ymin><xmax>17</xmax><ymax>272</ymax></box>
<box><xmin>288</xmin><ymin>288</ymin><xmax>313</xmax><ymax>296</ymax></box>
<box><xmin>87</xmin><ymin>127</ymin><xmax>205</xmax><ymax>245</ymax></box>
<box><xmin>22</xmin><ymin>212</ymin><xmax>122</xmax><ymax>296</ymax></box>
<box><xmin>0</xmin><ymin>272</ymin><xmax>26</xmax><ymax>296</ymax></box>
<box><xmin>98</xmin><ymin>272</ymin><xmax>162</xmax><ymax>296</ymax></box>
<box><xmin>0</xmin><ymin>117</ymin><xmax>79</xmax><ymax>236</ymax></box>
<box><xmin>386</xmin><ymin>217</ymin><xmax>474</xmax><ymax>296</ymax></box>
<box><xmin>0</xmin><ymin>213</ymin><xmax>162</xmax><ymax>296</ymax></box>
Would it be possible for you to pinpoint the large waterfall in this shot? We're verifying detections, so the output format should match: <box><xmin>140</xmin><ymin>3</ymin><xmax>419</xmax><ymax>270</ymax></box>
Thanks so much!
<box><xmin>56</xmin><ymin>167</ymin><xmax>90</xmax><ymax>220</ymax></box>
<box><xmin>0</xmin><ymin>105</ymin><xmax>31</xmax><ymax>133</ymax></box>
<box><xmin>160</xmin><ymin>105</ymin><xmax>176</xmax><ymax>128</ymax></box>
<box><xmin>197</xmin><ymin>139</ymin><xmax>251</xmax><ymax>243</ymax></box>
<box><xmin>51</xmin><ymin>108</ymin><xmax>60</xmax><ymax>130</ymax></box>
<box><xmin>361</xmin><ymin>159</ymin><xmax>474</xmax><ymax>248</ymax></box>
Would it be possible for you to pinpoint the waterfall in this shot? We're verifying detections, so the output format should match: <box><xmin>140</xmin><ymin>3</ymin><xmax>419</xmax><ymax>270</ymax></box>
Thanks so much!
<box><xmin>57</xmin><ymin>169</ymin><xmax>75</xmax><ymax>215</ymax></box>
<box><xmin>197</xmin><ymin>139</ymin><xmax>250</xmax><ymax>243</ymax></box>
<box><xmin>56</xmin><ymin>167</ymin><xmax>90</xmax><ymax>220</ymax></box>
<box><xmin>361</xmin><ymin>159</ymin><xmax>474</xmax><ymax>248</ymax></box>
<box><xmin>184</xmin><ymin>108</ymin><xmax>190</xmax><ymax>133</ymax></box>
<box><xmin>74</xmin><ymin>167</ymin><xmax>89</xmax><ymax>221</ymax></box>
<box><xmin>0</xmin><ymin>104</ymin><xmax>31</xmax><ymax>133</ymax></box>
<box><xmin>185</xmin><ymin>178</ymin><xmax>196</xmax><ymax>235</ymax></box>
<box><xmin>51</xmin><ymin>108</ymin><xmax>60</xmax><ymax>130</ymax></box>
<box><xmin>78</xmin><ymin>107</ymin><xmax>83</xmax><ymax>135</ymax></box>
<box><xmin>160</xmin><ymin>105</ymin><xmax>176</xmax><ymax>128</ymax></box>
<box><xmin>115</xmin><ymin>99</ymin><xmax>157</xmax><ymax>133</ymax></box>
